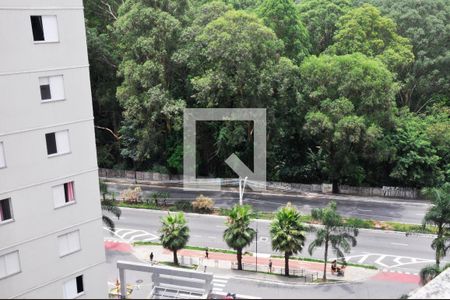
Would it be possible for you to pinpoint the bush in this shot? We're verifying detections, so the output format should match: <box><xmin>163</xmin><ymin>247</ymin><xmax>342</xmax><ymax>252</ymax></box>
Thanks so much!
<box><xmin>192</xmin><ymin>195</ymin><xmax>215</xmax><ymax>214</ymax></box>
<box><xmin>345</xmin><ymin>217</ymin><xmax>374</xmax><ymax>229</ymax></box>
<box><xmin>174</xmin><ymin>201</ymin><xmax>193</xmax><ymax>212</ymax></box>
<box><xmin>120</xmin><ymin>187</ymin><xmax>142</xmax><ymax>203</ymax></box>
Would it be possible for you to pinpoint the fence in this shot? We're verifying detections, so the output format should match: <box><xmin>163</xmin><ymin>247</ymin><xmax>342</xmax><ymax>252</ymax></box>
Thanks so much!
<box><xmin>231</xmin><ymin>262</ymin><xmax>319</xmax><ymax>282</ymax></box>
<box><xmin>98</xmin><ymin>168</ymin><xmax>420</xmax><ymax>199</ymax></box>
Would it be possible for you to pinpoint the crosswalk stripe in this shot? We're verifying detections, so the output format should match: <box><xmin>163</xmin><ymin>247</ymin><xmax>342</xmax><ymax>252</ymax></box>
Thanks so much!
<box><xmin>212</xmin><ymin>279</ymin><xmax>228</xmax><ymax>284</ymax></box>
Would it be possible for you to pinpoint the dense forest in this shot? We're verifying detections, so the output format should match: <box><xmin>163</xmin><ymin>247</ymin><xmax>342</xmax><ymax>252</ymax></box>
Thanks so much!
<box><xmin>85</xmin><ymin>0</ymin><xmax>450</xmax><ymax>189</ymax></box>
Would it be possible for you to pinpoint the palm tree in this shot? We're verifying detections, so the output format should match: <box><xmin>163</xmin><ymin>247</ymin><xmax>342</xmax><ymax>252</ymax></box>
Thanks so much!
<box><xmin>160</xmin><ymin>212</ymin><xmax>190</xmax><ymax>265</ymax></box>
<box><xmin>102</xmin><ymin>200</ymin><xmax>122</xmax><ymax>232</ymax></box>
<box><xmin>422</xmin><ymin>184</ymin><xmax>450</xmax><ymax>268</ymax></box>
<box><xmin>223</xmin><ymin>205</ymin><xmax>256</xmax><ymax>270</ymax></box>
<box><xmin>270</xmin><ymin>203</ymin><xmax>306</xmax><ymax>276</ymax></box>
<box><xmin>308</xmin><ymin>201</ymin><xmax>358</xmax><ymax>281</ymax></box>
<box><xmin>99</xmin><ymin>180</ymin><xmax>121</xmax><ymax>232</ymax></box>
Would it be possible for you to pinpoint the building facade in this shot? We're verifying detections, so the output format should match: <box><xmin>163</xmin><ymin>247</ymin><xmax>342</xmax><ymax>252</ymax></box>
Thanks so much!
<box><xmin>0</xmin><ymin>0</ymin><xmax>107</xmax><ymax>298</ymax></box>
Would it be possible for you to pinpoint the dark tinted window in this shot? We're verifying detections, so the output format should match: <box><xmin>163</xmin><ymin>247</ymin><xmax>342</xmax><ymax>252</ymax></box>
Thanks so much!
<box><xmin>45</xmin><ymin>133</ymin><xmax>57</xmax><ymax>155</ymax></box>
<box><xmin>40</xmin><ymin>84</ymin><xmax>51</xmax><ymax>100</ymax></box>
<box><xmin>31</xmin><ymin>16</ymin><xmax>45</xmax><ymax>41</ymax></box>
<box><xmin>0</xmin><ymin>199</ymin><xmax>12</xmax><ymax>221</ymax></box>
<box><xmin>76</xmin><ymin>275</ymin><xmax>84</xmax><ymax>293</ymax></box>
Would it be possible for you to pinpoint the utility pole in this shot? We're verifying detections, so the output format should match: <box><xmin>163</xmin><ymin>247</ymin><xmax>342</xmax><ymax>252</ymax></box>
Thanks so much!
<box><xmin>239</xmin><ymin>176</ymin><xmax>248</xmax><ymax>206</ymax></box>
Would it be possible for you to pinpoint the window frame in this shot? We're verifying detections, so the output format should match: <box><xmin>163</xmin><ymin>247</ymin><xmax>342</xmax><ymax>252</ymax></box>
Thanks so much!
<box><xmin>58</xmin><ymin>230</ymin><xmax>81</xmax><ymax>258</ymax></box>
<box><xmin>53</xmin><ymin>181</ymin><xmax>77</xmax><ymax>209</ymax></box>
<box><xmin>31</xmin><ymin>15</ymin><xmax>60</xmax><ymax>44</ymax></box>
<box><xmin>46</xmin><ymin>130</ymin><xmax>71</xmax><ymax>158</ymax></box>
<box><xmin>63</xmin><ymin>275</ymin><xmax>85</xmax><ymax>299</ymax></box>
<box><xmin>0</xmin><ymin>142</ymin><xmax>6</xmax><ymax>169</ymax></box>
<box><xmin>39</xmin><ymin>75</ymin><xmax>66</xmax><ymax>103</ymax></box>
<box><xmin>0</xmin><ymin>251</ymin><xmax>21</xmax><ymax>280</ymax></box>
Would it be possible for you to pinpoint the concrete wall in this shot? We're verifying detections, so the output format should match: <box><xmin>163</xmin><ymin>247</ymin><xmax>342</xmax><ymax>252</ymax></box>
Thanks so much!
<box><xmin>0</xmin><ymin>0</ymin><xmax>107</xmax><ymax>298</ymax></box>
<box><xmin>98</xmin><ymin>168</ymin><xmax>420</xmax><ymax>199</ymax></box>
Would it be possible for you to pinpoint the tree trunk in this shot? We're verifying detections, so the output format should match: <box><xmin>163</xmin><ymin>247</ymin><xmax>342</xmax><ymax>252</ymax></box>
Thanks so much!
<box><xmin>285</xmin><ymin>252</ymin><xmax>290</xmax><ymax>277</ymax></box>
<box><xmin>332</xmin><ymin>180</ymin><xmax>340</xmax><ymax>194</ymax></box>
<box><xmin>436</xmin><ymin>225</ymin><xmax>443</xmax><ymax>268</ymax></box>
<box><xmin>237</xmin><ymin>249</ymin><xmax>243</xmax><ymax>270</ymax></box>
<box><xmin>173</xmin><ymin>250</ymin><xmax>179</xmax><ymax>265</ymax></box>
<box><xmin>323</xmin><ymin>240</ymin><xmax>329</xmax><ymax>281</ymax></box>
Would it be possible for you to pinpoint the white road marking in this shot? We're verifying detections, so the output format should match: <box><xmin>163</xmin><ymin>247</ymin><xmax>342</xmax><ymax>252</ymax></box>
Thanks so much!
<box><xmin>391</xmin><ymin>242</ymin><xmax>409</xmax><ymax>247</ymax></box>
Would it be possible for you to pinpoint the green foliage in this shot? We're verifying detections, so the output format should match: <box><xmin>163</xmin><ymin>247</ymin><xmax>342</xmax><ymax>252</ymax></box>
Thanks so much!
<box><xmin>114</xmin><ymin>0</ymin><xmax>187</xmax><ymax>167</ymax></box>
<box><xmin>160</xmin><ymin>212</ymin><xmax>190</xmax><ymax>265</ymax></box>
<box><xmin>223</xmin><ymin>205</ymin><xmax>256</xmax><ymax>270</ymax></box>
<box><xmin>270</xmin><ymin>203</ymin><xmax>306</xmax><ymax>276</ymax></box>
<box><xmin>388</xmin><ymin>109</ymin><xmax>448</xmax><ymax>187</ymax></box>
<box><xmin>327</xmin><ymin>4</ymin><xmax>414</xmax><ymax>75</ymax></box>
<box><xmin>300</xmin><ymin>53</ymin><xmax>398</xmax><ymax>189</ymax></box>
<box><xmin>101</xmin><ymin>199</ymin><xmax>122</xmax><ymax>232</ymax></box>
<box><xmin>257</xmin><ymin>0</ymin><xmax>311</xmax><ymax>63</ymax></box>
<box><xmin>357</xmin><ymin>0</ymin><xmax>450</xmax><ymax>111</ymax></box>
<box><xmin>85</xmin><ymin>0</ymin><xmax>450</xmax><ymax>191</ymax></box>
<box><xmin>422</xmin><ymin>184</ymin><xmax>450</xmax><ymax>268</ymax></box>
<box><xmin>309</xmin><ymin>201</ymin><xmax>359</xmax><ymax>280</ymax></box>
<box><xmin>298</xmin><ymin>0</ymin><xmax>353</xmax><ymax>54</ymax></box>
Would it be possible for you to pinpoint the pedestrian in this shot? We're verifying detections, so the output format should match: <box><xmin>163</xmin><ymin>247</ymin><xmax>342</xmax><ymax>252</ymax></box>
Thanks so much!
<box><xmin>269</xmin><ymin>259</ymin><xmax>273</xmax><ymax>273</ymax></box>
<box><xmin>149</xmin><ymin>252</ymin><xmax>154</xmax><ymax>264</ymax></box>
<box><xmin>205</xmin><ymin>248</ymin><xmax>209</xmax><ymax>259</ymax></box>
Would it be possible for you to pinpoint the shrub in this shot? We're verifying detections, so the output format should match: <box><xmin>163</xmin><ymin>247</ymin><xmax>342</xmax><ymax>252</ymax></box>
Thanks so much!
<box><xmin>192</xmin><ymin>195</ymin><xmax>215</xmax><ymax>213</ymax></box>
<box><xmin>174</xmin><ymin>201</ymin><xmax>193</xmax><ymax>212</ymax></box>
<box><xmin>120</xmin><ymin>187</ymin><xmax>142</xmax><ymax>203</ymax></box>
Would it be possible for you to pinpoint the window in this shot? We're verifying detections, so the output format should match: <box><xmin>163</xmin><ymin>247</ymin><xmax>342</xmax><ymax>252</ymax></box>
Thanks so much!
<box><xmin>0</xmin><ymin>142</ymin><xmax>5</xmax><ymax>169</ymax></box>
<box><xmin>0</xmin><ymin>199</ymin><xmax>13</xmax><ymax>223</ymax></box>
<box><xmin>39</xmin><ymin>76</ymin><xmax>65</xmax><ymax>101</ymax></box>
<box><xmin>53</xmin><ymin>182</ymin><xmax>76</xmax><ymax>208</ymax></box>
<box><xmin>63</xmin><ymin>275</ymin><xmax>84</xmax><ymax>299</ymax></box>
<box><xmin>46</xmin><ymin>130</ymin><xmax>70</xmax><ymax>156</ymax></box>
<box><xmin>31</xmin><ymin>15</ymin><xmax>59</xmax><ymax>42</ymax></box>
<box><xmin>0</xmin><ymin>251</ymin><xmax>21</xmax><ymax>279</ymax></box>
<box><xmin>58</xmin><ymin>231</ymin><xmax>81</xmax><ymax>257</ymax></box>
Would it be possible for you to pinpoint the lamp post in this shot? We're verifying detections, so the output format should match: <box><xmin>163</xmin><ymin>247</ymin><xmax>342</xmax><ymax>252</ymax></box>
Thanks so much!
<box><xmin>239</xmin><ymin>176</ymin><xmax>248</xmax><ymax>206</ymax></box>
<box><xmin>255</xmin><ymin>221</ymin><xmax>258</xmax><ymax>273</ymax></box>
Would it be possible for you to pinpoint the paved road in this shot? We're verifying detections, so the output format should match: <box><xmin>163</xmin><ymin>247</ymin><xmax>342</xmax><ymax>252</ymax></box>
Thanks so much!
<box><xmin>104</xmin><ymin>208</ymin><xmax>446</xmax><ymax>274</ymax></box>
<box><xmin>106</xmin><ymin>182</ymin><xmax>430</xmax><ymax>224</ymax></box>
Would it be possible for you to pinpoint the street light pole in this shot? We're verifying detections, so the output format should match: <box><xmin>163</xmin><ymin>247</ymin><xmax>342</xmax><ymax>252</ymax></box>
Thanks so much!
<box><xmin>239</xmin><ymin>176</ymin><xmax>248</xmax><ymax>206</ymax></box>
<box><xmin>255</xmin><ymin>221</ymin><xmax>258</xmax><ymax>273</ymax></box>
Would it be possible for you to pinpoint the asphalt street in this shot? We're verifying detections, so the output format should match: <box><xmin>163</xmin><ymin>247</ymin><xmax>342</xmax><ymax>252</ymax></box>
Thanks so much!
<box><xmin>104</xmin><ymin>208</ymin><xmax>445</xmax><ymax>274</ymax></box>
<box><xmin>105</xmin><ymin>182</ymin><xmax>430</xmax><ymax>224</ymax></box>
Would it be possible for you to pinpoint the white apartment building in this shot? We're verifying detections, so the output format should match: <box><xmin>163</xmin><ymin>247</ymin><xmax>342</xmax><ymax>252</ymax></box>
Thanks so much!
<box><xmin>0</xmin><ymin>0</ymin><xmax>107</xmax><ymax>298</ymax></box>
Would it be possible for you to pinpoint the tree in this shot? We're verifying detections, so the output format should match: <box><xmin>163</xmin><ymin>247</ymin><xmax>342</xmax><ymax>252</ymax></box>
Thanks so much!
<box><xmin>388</xmin><ymin>109</ymin><xmax>445</xmax><ymax>187</ymax></box>
<box><xmin>102</xmin><ymin>200</ymin><xmax>122</xmax><ymax>232</ymax></box>
<box><xmin>223</xmin><ymin>205</ymin><xmax>256</xmax><ymax>270</ymax></box>
<box><xmin>297</xmin><ymin>0</ymin><xmax>353</xmax><ymax>54</ymax></box>
<box><xmin>270</xmin><ymin>203</ymin><xmax>306</xmax><ymax>276</ymax></box>
<box><xmin>356</xmin><ymin>0</ymin><xmax>450</xmax><ymax>111</ymax></box>
<box><xmin>422</xmin><ymin>184</ymin><xmax>450</xmax><ymax>268</ymax></box>
<box><xmin>160</xmin><ymin>212</ymin><xmax>190</xmax><ymax>265</ymax></box>
<box><xmin>300</xmin><ymin>53</ymin><xmax>398</xmax><ymax>192</ymax></box>
<box><xmin>327</xmin><ymin>4</ymin><xmax>414</xmax><ymax>76</ymax></box>
<box><xmin>308</xmin><ymin>201</ymin><xmax>359</xmax><ymax>281</ymax></box>
<box><xmin>113</xmin><ymin>0</ymin><xmax>187</xmax><ymax>170</ymax></box>
<box><xmin>99</xmin><ymin>180</ymin><xmax>122</xmax><ymax>232</ymax></box>
<box><xmin>257</xmin><ymin>0</ymin><xmax>311</xmax><ymax>63</ymax></box>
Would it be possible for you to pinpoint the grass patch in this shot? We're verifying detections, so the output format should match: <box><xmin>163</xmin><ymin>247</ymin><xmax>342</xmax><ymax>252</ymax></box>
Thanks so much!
<box><xmin>159</xmin><ymin>261</ymin><xmax>197</xmax><ymax>270</ymax></box>
<box><xmin>270</xmin><ymin>255</ymin><xmax>377</xmax><ymax>270</ymax></box>
<box><xmin>132</xmin><ymin>242</ymin><xmax>252</xmax><ymax>256</ymax></box>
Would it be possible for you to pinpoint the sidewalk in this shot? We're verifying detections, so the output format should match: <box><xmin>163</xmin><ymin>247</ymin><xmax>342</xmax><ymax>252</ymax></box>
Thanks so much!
<box><xmin>133</xmin><ymin>244</ymin><xmax>378</xmax><ymax>283</ymax></box>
